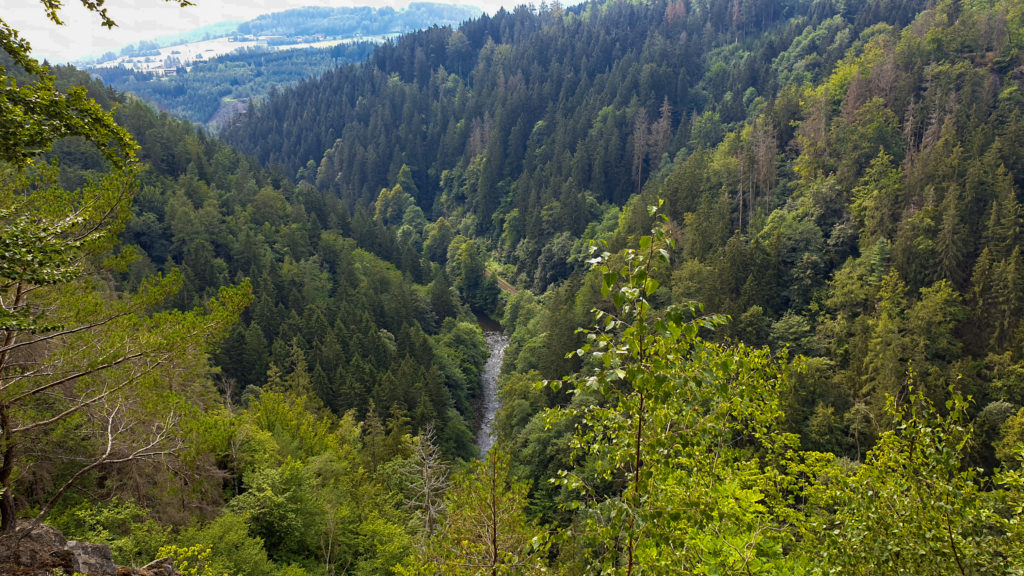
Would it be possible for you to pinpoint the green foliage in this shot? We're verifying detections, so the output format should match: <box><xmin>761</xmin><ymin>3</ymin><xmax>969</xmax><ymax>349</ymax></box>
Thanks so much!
<box><xmin>997</xmin><ymin>407</ymin><xmax>1024</xmax><ymax>468</ymax></box>
<box><xmin>176</xmin><ymin>508</ymin><xmax>273</xmax><ymax>576</ymax></box>
<box><xmin>411</xmin><ymin>449</ymin><xmax>546</xmax><ymax>575</ymax></box>
<box><xmin>167</xmin><ymin>386</ymin><xmax>421</xmax><ymax>576</ymax></box>
<box><xmin>452</xmin><ymin>240</ymin><xmax>499</xmax><ymax>315</ymax></box>
<box><xmin>228</xmin><ymin>459</ymin><xmax>320</xmax><ymax>562</ymax></box>
<box><xmin>0</xmin><ymin>1</ymin><xmax>258</xmax><ymax>539</ymax></box>
<box><xmin>0</xmin><ymin>164</ymin><xmax>133</xmax><ymax>330</ymax></box>
<box><xmin>375</xmin><ymin>183</ymin><xmax>414</xmax><ymax>227</ymax></box>
<box><xmin>505</xmin><ymin>212</ymin><xmax>1024</xmax><ymax>573</ymax></box>
<box><xmin>49</xmin><ymin>499</ymin><xmax>170</xmax><ymax>567</ymax></box>
<box><xmin>0</xmin><ymin>50</ymin><xmax>135</xmax><ymax>168</ymax></box>
<box><xmin>544</xmin><ymin>212</ymin><xmax>812</xmax><ymax>574</ymax></box>
<box><xmin>809</xmin><ymin>389</ymin><xmax>1022</xmax><ymax>574</ymax></box>
<box><xmin>157</xmin><ymin>545</ymin><xmax>234</xmax><ymax>576</ymax></box>
<box><xmin>850</xmin><ymin>151</ymin><xmax>903</xmax><ymax>243</ymax></box>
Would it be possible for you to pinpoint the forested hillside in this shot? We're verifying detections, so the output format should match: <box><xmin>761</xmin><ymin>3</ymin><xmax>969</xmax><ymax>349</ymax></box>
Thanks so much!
<box><xmin>226</xmin><ymin>0</ymin><xmax>1024</xmax><ymax>570</ymax></box>
<box><xmin>93</xmin><ymin>42</ymin><xmax>378</xmax><ymax>128</ymax></box>
<box><xmin>224</xmin><ymin>0</ymin><xmax>1024</xmax><ymax>464</ymax></box>
<box><xmin>45</xmin><ymin>64</ymin><xmax>494</xmax><ymax>461</ymax></box>
<box><xmin>223</xmin><ymin>0</ymin><xmax>928</xmax><ymax>291</ymax></box>
<box><xmin>5</xmin><ymin>0</ymin><xmax>1024</xmax><ymax>574</ymax></box>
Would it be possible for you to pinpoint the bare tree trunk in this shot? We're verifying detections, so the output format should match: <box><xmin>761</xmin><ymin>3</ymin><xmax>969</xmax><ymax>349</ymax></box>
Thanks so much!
<box><xmin>633</xmin><ymin>110</ymin><xmax>650</xmax><ymax>196</ymax></box>
<box><xmin>0</xmin><ymin>283</ymin><xmax>25</xmax><ymax>534</ymax></box>
<box><xmin>0</xmin><ymin>406</ymin><xmax>15</xmax><ymax>534</ymax></box>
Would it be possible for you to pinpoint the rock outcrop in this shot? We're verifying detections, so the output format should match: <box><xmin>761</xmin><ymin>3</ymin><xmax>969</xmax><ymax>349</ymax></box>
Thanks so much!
<box><xmin>66</xmin><ymin>539</ymin><xmax>117</xmax><ymax>575</ymax></box>
<box><xmin>0</xmin><ymin>524</ymin><xmax>179</xmax><ymax>576</ymax></box>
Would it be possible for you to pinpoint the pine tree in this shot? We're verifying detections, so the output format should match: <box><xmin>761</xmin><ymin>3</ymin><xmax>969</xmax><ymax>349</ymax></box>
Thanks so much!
<box><xmin>936</xmin><ymin>185</ymin><xmax>968</xmax><ymax>288</ymax></box>
<box><xmin>862</xmin><ymin>269</ymin><xmax>910</xmax><ymax>404</ymax></box>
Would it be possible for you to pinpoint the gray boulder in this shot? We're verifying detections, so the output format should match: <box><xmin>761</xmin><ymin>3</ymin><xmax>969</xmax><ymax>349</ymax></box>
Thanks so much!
<box><xmin>67</xmin><ymin>539</ymin><xmax>117</xmax><ymax>576</ymax></box>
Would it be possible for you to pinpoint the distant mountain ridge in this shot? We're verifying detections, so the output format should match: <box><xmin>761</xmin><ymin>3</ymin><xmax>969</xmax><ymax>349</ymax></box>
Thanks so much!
<box><xmin>89</xmin><ymin>2</ymin><xmax>482</xmax><ymax>64</ymax></box>
<box><xmin>88</xmin><ymin>2</ymin><xmax>483</xmax><ymax>128</ymax></box>
<box><xmin>237</xmin><ymin>3</ymin><xmax>483</xmax><ymax>38</ymax></box>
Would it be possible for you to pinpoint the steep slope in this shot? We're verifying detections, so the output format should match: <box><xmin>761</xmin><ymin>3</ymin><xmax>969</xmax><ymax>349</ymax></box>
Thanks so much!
<box><xmin>487</xmin><ymin>0</ymin><xmax>1024</xmax><ymax>490</ymax></box>
<box><xmin>46</xmin><ymin>63</ymin><xmax>492</xmax><ymax>461</ymax></box>
<box><xmin>228</xmin><ymin>0</ymin><xmax>1024</xmax><ymax>473</ymax></box>
<box><xmin>224</xmin><ymin>0</ymin><xmax>929</xmax><ymax>290</ymax></box>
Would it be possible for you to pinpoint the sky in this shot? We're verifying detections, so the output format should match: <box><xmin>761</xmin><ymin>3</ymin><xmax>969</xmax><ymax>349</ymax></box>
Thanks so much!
<box><xmin>3</xmin><ymin>0</ymin><xmax>510</xmax><ymax>64</ymax></box>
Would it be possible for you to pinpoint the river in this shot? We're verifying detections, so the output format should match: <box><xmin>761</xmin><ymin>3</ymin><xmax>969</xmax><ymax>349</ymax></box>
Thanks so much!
<box><xmin>476</xmin><ymin>330</ymin><xmax>509</xmax><ymax>457</ymax></box>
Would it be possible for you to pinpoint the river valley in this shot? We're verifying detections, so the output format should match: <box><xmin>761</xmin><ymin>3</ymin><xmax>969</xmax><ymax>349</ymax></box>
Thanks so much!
<box><xmin>476</xmin><ymin>330</ymin><xmax>509</xmax><ymax>457</ymax></box>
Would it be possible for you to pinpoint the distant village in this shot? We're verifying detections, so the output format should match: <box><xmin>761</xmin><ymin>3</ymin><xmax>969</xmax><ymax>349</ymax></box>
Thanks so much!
<box><xmin>91</xmin><ymin>33</ymin><xmax>381</xmax><ymax>76</ymax></box>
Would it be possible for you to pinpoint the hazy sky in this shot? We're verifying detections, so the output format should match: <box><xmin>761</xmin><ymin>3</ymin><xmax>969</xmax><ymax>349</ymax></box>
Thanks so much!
<box><xmin>4</xmin><ymin>0</ymin><xmax>511</xmax><ymax>63</ymax></box>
